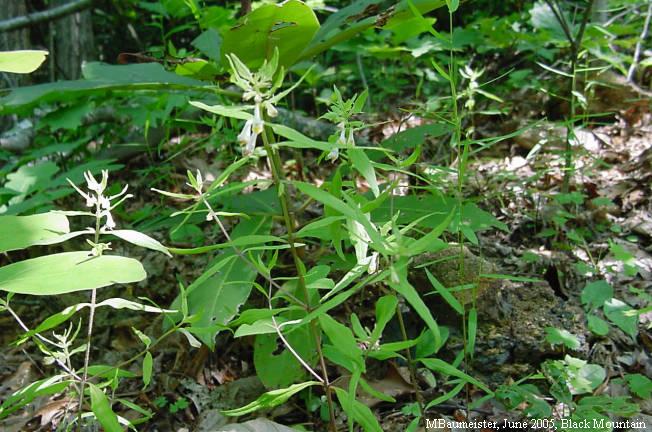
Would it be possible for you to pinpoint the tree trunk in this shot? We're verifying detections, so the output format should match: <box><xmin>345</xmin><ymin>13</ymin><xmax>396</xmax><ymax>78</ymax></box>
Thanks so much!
<box><xmin>53</xmin><ymin>0</ymin><xmax>95</xmax><ymax>80</ymax></box>
<box><xmin>0</xmin><ymin>0</ymin><xmax>30</xmax><ymax>131</ymax></box>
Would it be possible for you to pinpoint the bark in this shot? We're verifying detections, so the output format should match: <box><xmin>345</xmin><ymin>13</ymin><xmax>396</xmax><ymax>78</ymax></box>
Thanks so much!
<box><xmin>0</xmin><ymin>1</ymin><xmax>31</xmax><ymax>132</ymax></box>
<box><xmin>53</xmin><ymin>0</ymin><xmax>96</xmax><ymax>80</ymax></box>
<box><xmin>0</xmin><ymin>0</ymin><xmax>91</xmax><ymax>32</ymax></box>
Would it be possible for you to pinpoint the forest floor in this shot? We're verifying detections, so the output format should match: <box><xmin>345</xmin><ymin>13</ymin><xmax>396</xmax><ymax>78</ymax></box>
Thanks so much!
<box><xmin>1</xmin><ymin>92</ymin><xmax>651</xmax><ymax>432</ymax></box>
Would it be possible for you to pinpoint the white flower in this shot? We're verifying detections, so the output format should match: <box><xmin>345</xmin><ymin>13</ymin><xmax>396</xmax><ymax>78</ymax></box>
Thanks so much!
<box><xmin>244</xmin><ymin>131</ymin><xmax>258</xmax><ymax>155</ymax></box>
<box><xmin>252</xmin><ymin>104</ymin><xmax>264</xmax><ymax>135</ymax></box>
<box><xmin>326</xmin><ymin>147</ymin><xmax>339</xmax><ymax>162</ymax></box>
<box><xmin>102</xmin><ymin>210</ymin><xmax>116</xmax><ymax>230</ymax></box>
<box><xmin>238</xmin><ymin>119</ymin><xmax>253</xmax><ymax>145</ymax></box>
<box><xmin>337</xmin><ymin>123</ymin><xmax>347</xmax><ymax>146</ymax></box>
<box><xmin>265</xmin><ymin>101</ymin><xmax>278</xmax><ymax>118</ymax></box>
<box><xmin>347</xmin><ymin>129</ymin><xmax>355</xmax><ymax>146</ymax></box>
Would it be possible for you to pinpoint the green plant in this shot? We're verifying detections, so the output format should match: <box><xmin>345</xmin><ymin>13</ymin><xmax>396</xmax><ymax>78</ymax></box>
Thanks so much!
<box><xmin>0</xmin><ymin>170</ymin><xmax>187</xmax><ymax>429</ymax></box>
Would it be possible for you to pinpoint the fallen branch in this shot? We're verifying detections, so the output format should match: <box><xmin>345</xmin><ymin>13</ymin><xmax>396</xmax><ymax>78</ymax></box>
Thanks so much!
<box><xmin>0</xmin><ymin>0</ymin><xmax>91</xmax><ymax>33</ymax></box>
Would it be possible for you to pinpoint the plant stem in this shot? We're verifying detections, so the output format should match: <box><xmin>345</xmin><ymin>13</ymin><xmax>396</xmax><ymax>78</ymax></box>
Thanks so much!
<box><xmin>544</xmin><ymin>0</ymin><xmax>595</xmax><ymax>193</ymax></box>
<box><xmin>260</xmin><ymin>125</ymin><xmax>337</xmax><ymax>432</ymax></box>
<box><xmin>77</xmin><ymin>202</ymin><xmax>102</xmax><ymax>427</ymax></box>
<box><xmin>395</xmin><ymin>305</ymin><xmax>425</xmax><ymax>418</ymax></box>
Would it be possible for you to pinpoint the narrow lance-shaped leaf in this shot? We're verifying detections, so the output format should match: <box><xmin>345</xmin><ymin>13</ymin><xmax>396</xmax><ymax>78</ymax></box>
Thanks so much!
<box><xmin>89</xmin><ymin>383</ymin><xmax>122</xmax><ymax>432</ymax></box>
<box><xmin>222</xmin><ymin>381</ymin><xmax>320</xmax><ymax>416</ymax></box>
<box><xmin>109</xmin><ymin>230</ymin><xmax>171</xmax><ymax>256</ymax></box>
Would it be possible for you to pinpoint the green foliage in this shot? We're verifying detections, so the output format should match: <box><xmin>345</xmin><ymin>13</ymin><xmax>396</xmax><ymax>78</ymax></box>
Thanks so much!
<box><xmin>2</xmin><ymin>0</ymin><xmax>650</xmax><ymax>429</ymax></box>
<box><xmin>0</xmin><ymin>50</ymin><xmax>48</xmax><ymax>74</ymax></box>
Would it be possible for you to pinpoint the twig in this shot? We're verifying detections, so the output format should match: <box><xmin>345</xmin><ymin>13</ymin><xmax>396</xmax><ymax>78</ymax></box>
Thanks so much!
<box><xmin>0</xmin><ymin>0</ymin><xmax>92</xmax><ymax>33</ymax></box>
<box><xmin>627</xmin><ymin>1</ymin><xmax>652</xmax><ymax>82</ymax></box>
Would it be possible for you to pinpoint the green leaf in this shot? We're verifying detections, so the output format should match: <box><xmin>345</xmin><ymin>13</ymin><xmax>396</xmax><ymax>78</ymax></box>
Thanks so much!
<box><xmin>0</xmin><ymin>375</ymin><xmax>70</xmax><ymax>419</ymax></box>
<box><xmin>333</xmin><ymin>387</ymin><xmax>383</xmax><ymax>432</ymax></box>
<box><xmin>467</xmin><ymin>307</ymin><xmax>477</xmax><ymax>356</ymax></box>
<box><xmin>192</xmin><ymin>29</ymin><xmax>222</xmax><ymax>61</ymax></box>
<box><xmin>300</xmin><ymin>0</ymin><xmax>446</xmax><ymax>61</ymax></box>
<box><xmin>372</xmin><ymin>195</ymin><xmax>507</xmax><ymax>233</ymax></box>
<box><xmin>222</xmin><ymin>381</ymin><xmax>320</xmax><ymax>416</ymax></box>
<box><xmin>0</xmin><ymin>252</ymin><xmax>146</xmax><ymax>295</ymax></box>
<box><xmin>254</xmin><ymin>314</ymin><xmax>316</xmax><ymax>388</ymax></box>
<box><xmin>2</xmin><ymin>62</ymin><xmax>204</xmax><ymax>111</ymax></box>
<box><xmin>169</xmin><ymin>217</ymin><xmax>271</xmax><ymax>348</ymax></box>
<box><xmin>0</xmin><ymin>212</ymin><xmax>70</xmax><ymax>253</ymax></box>
<box><xmin>142</xmin><ymin>352</ymin><xmax>153</xmax><ymax>388</ymax></box>
<box><xmin>369</xmin><ymin>295</ymin><xmax>398</xmax><ymax>344</ymax></box>
<box><xmin>349</xmin><ymin>148</ymin><xmax>379</xmax><ymax>197</ymax></box>
<box><xmin>419</xmin><ymin>358</ymin><xmax>493</xmax><ymax>394</ymax></box>
<box><xmin>189</xmin><ymin>101</ymin><xmax>252</xmax><ymax>121</ymax></box>
<box><xmin>89</xmin><ymin>383</ymin><xmax>122</xmax><ymax>432</ymax></box>
<box><xmin>294</xmin><ymin>182</ymin><xmax>386</xmax><ymax>252</ymax></box>
<box><xmin>222</xmin><ymin>0</ymin><xmax>319</xmax><ymax>69</ymax></box>
<box><xmin>0</xmin><ymin>50</ymin><xmax>48</xmax><ymax>73</ymax></box>
<box><xmin>545</xmin><ymin>327</ymin><xmax>580</xmax><ymax>350</ymax></box>
<box><xmin>625</xmin><ymin>374</ymin><xmax>652</xmax><ymax>399</ymax></box>
<box><xmin>604</xmin><ymin>298</ymin><xmax>638</xmax><ymax>338</ymax></box>
<box><xmin>109</xmin><ymin>230</ymin><xmax>171</xmax><ymax>256</ymax></box>
<box><xmin>425</xmin><ymin>269</ymin><xmax>463</xmax><ymax>315</ymax></box>
<box><xmin>587</xmin><ymin>314</ymin><xmax>609</xmax><ymax>336</ymax></box>
<box><xmin>319</xmin><ymin>314</ymin><xmax>364</xmax><ymax>371</ymax></box>
<box><xmin>581</xmin><ymin>280</ymin><xmax>613</xmax><ymax>310</ymax></box>
<box><xmin>234</xmin><ymin>317</ymin><xmax>287</xmax><ymax>338</ymax></box>
<box><xmin>390</xmin><ymin>258</ymin><xmax>441</xmax><ymax>350</ymax></box>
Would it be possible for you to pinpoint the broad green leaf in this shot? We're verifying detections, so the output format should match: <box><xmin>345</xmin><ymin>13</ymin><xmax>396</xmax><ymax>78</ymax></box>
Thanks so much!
<box><xmin>349</xmin><ymin>148</ymin><xmax>379</xmax><ymax>197</ymax></box>
<box><xmin>545</xmin><ymin>327</ymin><xmax>580</xmax><ymax>350</ymax></box>
<box><xmin>222</xmin><ymin>0</ymin><xmax>319</xmax><ymax>69</ymax></box>
<box><xmin>419</xmin><ymin>358</ymin><xmax>492</xmax><ymax>394</ymax></box>
<box><xmin>372</xmin><ymin>195</ymin><xmax>507</xmax><ymax>233</ymax></box>
<box><xmin>0</xmin><ymin>50</ymin><xmax>48</xmax><ymax>73</ymax></box>
<box><xmin>191</xmin><ymin>28</ymin><xmax>222</xmax><ymax>61</ymax></box>
<box><xmin>169</xmin><ymin>217</ymin><xmax>271</xmax><ymax>348</ymax></box>
<box><xmin>0</xmin><ymin>252</ymin><xmax>146</xmax><ymax>295</ymax></box>
<box><xmin>300</xmin><ymin>0</ymin><xmax>446</xmax><ymax>61</ymax></box>
<box><xmin>222</xmin><ymin>381</ymin><xmax>320</xmax><ymax>416</ymax></box>
<box><xmin>110</xmin><ymin>230</ymin><xmax>171</xmax><ymax>256</ymax></box>
<box><xmin>604</xmin><ymin>298</ymin><xmax>638</xmax><ymax>338</ymax></box>
<box><xmin>587</xmin><ymin>314</ymin><xmax>609</xmax><ymax>336</ymax></box>
<box><xmin>254</xmin><ymin>318</ymin><xmax>316</xmax><ymax>388</ymax></box>
<box><xmin>0</xmin><ymin>212</ymin><xmax>69</xmax><ymax>253</ymax></box>
<box><xmin>234</xmin><ymin>317</ymin><xmax>289</xmax><ymax>338</ymax></box>
<box><xmin>625</xmin><ymin>374</ymin><xmax>652</xmax><ymax>399</ymax></box>
<box><xmin>581</xmin><ymin>280</ymin><xmax>613</xmax><ymax>310</ymax></box>
<box><xmin>89</xmin><ymin>383</ymin><xmax>122</xmax><ymax>432</ymax></box>
<box><xmin>142</xmin><ymin>352</ymin><xmax>153</xmax><ymax>388</ymax></box>
<box><xmin>1</xmin><ymin>62</ymin><xmax>204</xmax><ymax>111</ymax></box>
